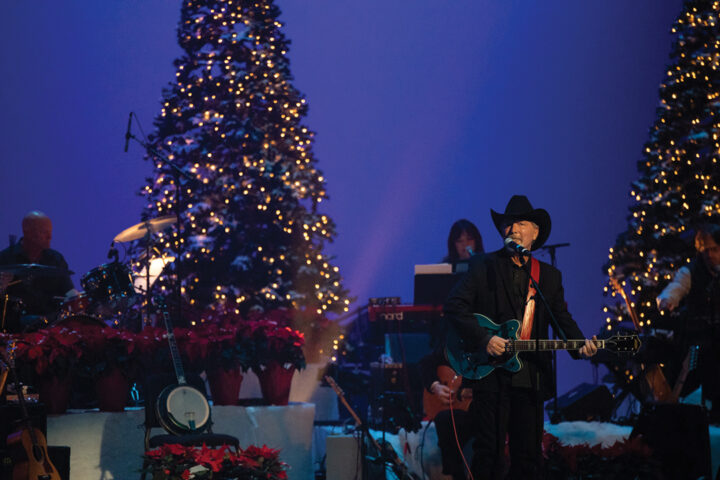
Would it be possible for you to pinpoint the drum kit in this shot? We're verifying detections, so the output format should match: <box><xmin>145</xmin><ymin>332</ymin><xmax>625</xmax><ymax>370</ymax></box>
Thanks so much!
<box><xmin>0</xmin><ymin>216</ymin><xmax>177</xmax><ymax>333</ymax></box>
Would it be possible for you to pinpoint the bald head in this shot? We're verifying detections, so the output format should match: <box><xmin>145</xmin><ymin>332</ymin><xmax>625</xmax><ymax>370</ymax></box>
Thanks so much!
<box><xmin>22</xmin><ymin>211</ymin><xmax>52</xmax><ymax>255</ymax></box>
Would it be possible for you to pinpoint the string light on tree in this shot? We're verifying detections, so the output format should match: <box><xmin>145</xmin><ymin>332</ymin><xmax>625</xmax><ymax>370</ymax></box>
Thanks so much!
<box><xmin>130</xmin><ymin>0</ymin><xmax>351</xmax><ymax>325</ymax></box>
<box><xmin>603</xmin><ymin>0</ymin><xmax>720</xmax><ymax>335</ymax></box>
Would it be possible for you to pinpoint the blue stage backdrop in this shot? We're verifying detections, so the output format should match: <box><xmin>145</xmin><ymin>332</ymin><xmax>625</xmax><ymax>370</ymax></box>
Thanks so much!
<box><xmin>0</xmin><ymin>0</ymin><xmax>684</xmax><ymax>396</ymax></box>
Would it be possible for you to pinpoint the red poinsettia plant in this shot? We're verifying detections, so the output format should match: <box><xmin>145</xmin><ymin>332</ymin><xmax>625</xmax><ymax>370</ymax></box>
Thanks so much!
<box><xmin>542</xmin><ymin>432</ymin><xmax>661</xmax><ymax>479</ymax></box>
<box><xmin>11</xmin><ymin>326</ymin><xmax>84</xmax><ymax>378</ymax></box>
<box><xmin>246</xmin><ymin>310</ymin><xmax>306</xmax><ymax>371</ymax></box>
<box><xmin>133</xmin><ymin>325</ymin><xmax>210</xmax><ymax>374</ymax></box>
<box><xmin>142</xmin><ymin>443</ymin><xmax>287</xmax><ymax>480</ymax></box>
<box><xmin>74</xmin><ymin>324</ymin><xmax>143</xmax><ymax>378</ymax></box>
<box><xmin>194</xmin><ymin>321</ymin><xmax>253</xmax><ymax>372</ymax></box>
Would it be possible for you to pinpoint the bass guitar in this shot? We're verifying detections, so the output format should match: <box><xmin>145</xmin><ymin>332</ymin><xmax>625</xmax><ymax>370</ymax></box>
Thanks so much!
<box><xmin>155</xmin><ymin>298</ymin><xmax>211</xmax><ymax>436</ymax></box>
<box><xmin>4</xmin><ymin>341</ymin><xmax>61</xmax><ymax>480</ymax></box>
<box><xmin>422</xmin><ymin>365</ymin><xmax>471</xmax><ymax>421</ymax></box>
<box><xmin>609</xmin><ymin>276</ymin><xmax>673</xmax><ymax>402</ymax></box>
<box><xmin>670</xmin><ymin>344</ymin><xmax>700</xmax><ymax>403</ymax></box>
<box><xmin>446</xmin><ymin>313</ymin><xmax>640</xmax><ymax>380</ymax></box>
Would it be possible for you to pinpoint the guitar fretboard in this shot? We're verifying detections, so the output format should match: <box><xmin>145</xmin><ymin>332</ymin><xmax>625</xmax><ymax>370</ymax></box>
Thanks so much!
<box><xmin>511</xmin><ymin>339</ymin><xmax>604</xmax><ymax>352</ymax></box>
<box><xmin>161</xmin><ymin>309</ymin><xmax>187</xmax><ymax>385</ymax></box>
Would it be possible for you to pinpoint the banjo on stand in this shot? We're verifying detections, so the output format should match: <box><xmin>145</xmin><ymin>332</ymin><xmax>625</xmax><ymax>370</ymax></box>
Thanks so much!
<box><xmin>155</xmin><ymin>298</ymin><xmax>211</xmax><ymax>435</ymax></box>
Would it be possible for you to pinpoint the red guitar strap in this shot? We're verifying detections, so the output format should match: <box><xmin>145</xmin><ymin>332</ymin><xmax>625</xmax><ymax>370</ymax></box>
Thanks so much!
<box><xmin>518</xmin><ymin>257</ymin><xmax>540</xmax><ymax>340</ymax></box>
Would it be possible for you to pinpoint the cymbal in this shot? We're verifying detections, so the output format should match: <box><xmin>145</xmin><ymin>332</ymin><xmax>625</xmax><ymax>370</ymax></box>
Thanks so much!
<box><xmin>0</xmin><ymin>264</ymin><xmax>74</xmax><ymax>277</ymax></box>
<box><xmin>113</xmin><ymin>215</ymin><xmax>177</xmax><ymax>243</ymax></box>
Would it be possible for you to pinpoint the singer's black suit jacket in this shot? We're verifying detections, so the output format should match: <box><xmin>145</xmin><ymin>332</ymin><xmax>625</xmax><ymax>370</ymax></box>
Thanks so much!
<box><xmin>443</xmin><ymin>249</ymin><xmax>587</xmax><ymax>400</ymax></box>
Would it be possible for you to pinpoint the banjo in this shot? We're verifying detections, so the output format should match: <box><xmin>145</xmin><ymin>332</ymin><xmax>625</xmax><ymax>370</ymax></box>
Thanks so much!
<box><xmin>156</xmin><ymin>298</ymin><xmax>211</xmax><ymax>435</ymax></box>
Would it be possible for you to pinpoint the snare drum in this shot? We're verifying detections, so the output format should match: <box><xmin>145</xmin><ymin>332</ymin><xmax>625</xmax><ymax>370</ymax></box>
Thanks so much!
<box><xmin>59</xmin><ymin>292</ymin><xmax>91</xmax><ymax>319</ymax></box>
<box><xmin>81</xmin><ymin>263</ymin><xmax>136</xmax><ymax>308</ymax></box>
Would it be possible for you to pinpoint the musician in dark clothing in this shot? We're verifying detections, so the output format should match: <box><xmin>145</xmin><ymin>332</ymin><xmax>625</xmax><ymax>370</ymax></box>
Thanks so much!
<box><xmin>443</xmin><ymin>195</ymin><xmax>597</xmax><ymax>480</ymax></box>
<box><xmin>420</xmin><ymin>346</ymin><xmax>473</xmax><ymax>480</ymax></box>
<box><xmin>657</xmin><ymin>223</ymin><xmax>720</xmax><ymax>422</ymax></box>
<box><xmin>0</xmin><ymin>211</ymin><xmax>74</xmax><ymax>332</ymax></box>
<box><xmin>444</xmin><ymin>219</ymin><xmax>484</xmax><ymax>264</ymax></box>
<box><xmin>420</xmin><ymin>219</ymin><xmax>484</xmax><ymax>480</ymax></box>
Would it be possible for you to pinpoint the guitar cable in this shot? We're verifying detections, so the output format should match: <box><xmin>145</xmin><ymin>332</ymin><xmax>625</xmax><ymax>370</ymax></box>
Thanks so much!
<box><xmin>449</xmin><ymin>396</ymin><xmax>474</xmax><ymax>480</ymax></box>
<box><xmin>418</xmin><ymin>420</ymin><xmax>431</xmax><ymax>480</ymax></box>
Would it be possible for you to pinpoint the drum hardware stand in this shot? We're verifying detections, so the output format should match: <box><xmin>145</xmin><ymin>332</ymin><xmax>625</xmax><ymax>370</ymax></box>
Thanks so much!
<box><xmin>125</xmin><ymin>231</ymin><xmax>155</xmax><ymax>327</ymax></box>
<box><xmin>144</xmin><ymin>232</ymin><xmax>152</xmax><ymax>326</ymax></box>
<box><xmin>125</xmin><ymin>114</ymin><xmax>196</xmax><ymax>326</ymax></box>
<box><xmin>0</xmin><ymin>288</ymin><xmax>20</xmax><ymax>332</ymax></box>
<box><xmin>1</xmin><ymin>293</ymin><xmax>8</xmax><ymax>332</ymax></box>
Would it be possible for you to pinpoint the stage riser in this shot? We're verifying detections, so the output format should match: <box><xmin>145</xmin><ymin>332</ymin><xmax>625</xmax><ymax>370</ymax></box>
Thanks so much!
<box><xmin>47</xmin><ymin>403</ymin><xmax>314</xmax><ymax>480</ymax></box>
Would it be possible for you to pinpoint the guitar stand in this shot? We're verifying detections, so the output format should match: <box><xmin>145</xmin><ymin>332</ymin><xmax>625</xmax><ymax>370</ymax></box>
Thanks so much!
<box><xmin>325</xmin><ymin>375</ymin><xmax>417</xmax><ymax>480</ymax></box>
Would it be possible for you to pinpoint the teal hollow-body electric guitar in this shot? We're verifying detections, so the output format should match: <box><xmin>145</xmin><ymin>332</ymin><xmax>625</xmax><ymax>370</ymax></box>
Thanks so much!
<box><xmin>445</xmin><ymin>313</ymin><xmax>640</xmax><ymax>380</ymax></box>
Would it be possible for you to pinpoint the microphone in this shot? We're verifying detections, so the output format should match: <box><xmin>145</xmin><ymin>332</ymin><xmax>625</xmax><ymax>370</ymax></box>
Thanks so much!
<box><xmin>466</xmin><ymin>246</ymin><xmax>475</xmax><ymax>256</ymax></box>
<box><xmin>504</xmin><ymin>237</ymin><xmax>531</xmax><ymax>256</ymax></box>
<box><xmin>123</xmin><ymin>112</ymin><xmax>133</xmax><ymax>152</ymax></box>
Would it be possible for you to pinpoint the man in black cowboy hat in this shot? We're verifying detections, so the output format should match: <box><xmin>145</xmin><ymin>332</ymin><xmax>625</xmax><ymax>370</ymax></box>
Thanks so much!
<box><xmin>444</xmin><ymin>195</ymin><xmax>597</xmax><ymax>480</ymax></box>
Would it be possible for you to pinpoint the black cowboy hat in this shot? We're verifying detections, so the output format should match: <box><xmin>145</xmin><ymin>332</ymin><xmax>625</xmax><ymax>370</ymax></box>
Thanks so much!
<box><xmin>490</xmin><ymin>195</ymin><xmax>551</xmax><ymax>250</ymax></box>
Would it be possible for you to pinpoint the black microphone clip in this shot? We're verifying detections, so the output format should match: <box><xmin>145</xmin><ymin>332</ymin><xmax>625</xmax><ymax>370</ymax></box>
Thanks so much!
<box><xmin>504</xmin><ymin>237</ymin><xmax>531</xmax><ymax>256</ymax></box>
<box><xmin>107</xmin><ymin>242</ymin><xmax>120</xmax><ymax>263</ymax></box>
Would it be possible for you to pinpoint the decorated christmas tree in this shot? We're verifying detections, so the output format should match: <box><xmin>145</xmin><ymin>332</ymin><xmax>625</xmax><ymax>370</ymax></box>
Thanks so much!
<box><xmin>604</xmin><ymin>0</ymin><xmax>719</xmax><ymax>335</ymax></box>
<box><xmin>132</xmin><ymin>0</ymin><xmax>350</xmax><ymax>327</ymax></box>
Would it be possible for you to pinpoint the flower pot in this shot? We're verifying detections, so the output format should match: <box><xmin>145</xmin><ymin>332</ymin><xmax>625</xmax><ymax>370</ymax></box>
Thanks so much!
<box><xmin>207</xmin><ymin>367</ymin><xmax>244</xmax><ymax>405</ymax></box>
<box><xmin>95</xmin><ymin>367</ymin><xmax>131</xmax><ymax>411</ymax></box>
<box><xmin>255</xmin><ymin>362</ymin><xmax>295</xmax><ymax>406</ymax></box>
<box><xmin>37</xmin><ymin>375</ymin><xmax>72</xmax><ymax>414</ymax></box>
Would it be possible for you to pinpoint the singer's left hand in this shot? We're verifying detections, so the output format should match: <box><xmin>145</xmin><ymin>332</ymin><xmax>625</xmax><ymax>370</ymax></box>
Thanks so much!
<box><xmin>579</xmin><ymin>335</ymin><xmax>598</xmax><ymax>357</ymax></box>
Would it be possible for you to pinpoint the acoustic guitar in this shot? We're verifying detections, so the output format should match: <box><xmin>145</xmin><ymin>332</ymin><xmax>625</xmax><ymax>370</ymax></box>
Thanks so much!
<box><xmin>422</xmin><ymin>365</ymin><xmax>471</xmax><ymax>421</ymax></box>
<box><xmin>446</xmin><ymin>313</ymin><xmax>640</xmax><ymax>380</ymax></box>
<box><xmin>4</xmin><ymin>342</ymin><xmax>61</xmax><ymax>480</ymax></box>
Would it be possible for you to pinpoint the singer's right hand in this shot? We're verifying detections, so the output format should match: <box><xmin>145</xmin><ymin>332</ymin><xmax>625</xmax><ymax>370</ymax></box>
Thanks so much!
<box><xmin>487</xmin><ymin>335</ymin><xmax>508</xmax><ymax>356</ymax></box>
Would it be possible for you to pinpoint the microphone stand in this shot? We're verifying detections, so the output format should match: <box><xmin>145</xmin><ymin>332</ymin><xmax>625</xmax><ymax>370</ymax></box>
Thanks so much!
<box><xmin>126</xmin><ymin>130</ymin><xmax>195</xmax><ymax>327</ymax></box>
<box><xmin>537</xmin><ymin>242</ymin><xmax>570</xmax><ymax>422</ymax></box>
<box><xmin>519</xmin><ymin>247</ymin><xmax>568</xmax><ymax>424</ymax></box>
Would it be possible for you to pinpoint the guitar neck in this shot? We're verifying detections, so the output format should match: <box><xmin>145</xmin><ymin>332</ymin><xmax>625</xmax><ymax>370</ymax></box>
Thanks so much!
<box><xmin>161</xmin><ymin>310</ymin><xmax>186</xmax><ymax>385</ymax></box>
<box><xmin>512</xmin><ymin>339</ymin><xmax>603</xmax><ymax>352</ymax></box>
<box><xmin>324</xmin><ymin>375</ymin><xmax>414</xmax><ymax>479</ymax></box>
<box><xmin>324</xmin><ymin>376</ymin><xmax>364</xmax><ymax>427</ymax></box>
<box><xmin>6</xmin><ymin>344</ymin><xmax>41</xmax><ymax>447</ymax></box>
<box><xmin>610</xmin><ymin>277</ymin><xmax>642</xmax><ymax>331</ymax></box>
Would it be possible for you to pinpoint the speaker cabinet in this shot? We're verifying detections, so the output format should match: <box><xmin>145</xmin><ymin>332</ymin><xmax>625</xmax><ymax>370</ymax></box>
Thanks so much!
<box><xmin>546</xmin><ymin>383</ymin><xmax>613</xmax><ymax>423</ymax></box>
<box><xmin>631</xmin><ymin>403</ymin><xmax>711</xmax><ymax>480</ymax></box>
<box><xmin>326</xmin><ymin>435</ymin><xmax>361</xmax><ymax>480</ymax></box>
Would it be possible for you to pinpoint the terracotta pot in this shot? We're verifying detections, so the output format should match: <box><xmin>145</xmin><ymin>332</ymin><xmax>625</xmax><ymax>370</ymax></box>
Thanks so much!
<box><xmin>255</xmin><ymin>362</ymin><xmax>295</xmax><ymax>406</ymax></box>
<box><xmin>37</xmin><ymin>375</ymin><xmax>72</xmax><ymax>414</ymax></box>
<box><xmin>207</xmin><ymin>367</ymin><xmax>244</xmax><ymax>405</ymax></box>
<box><xmin>95</xmin><ymin>367</ymin><xmax>131</xmax><ymax>411</ymax></box>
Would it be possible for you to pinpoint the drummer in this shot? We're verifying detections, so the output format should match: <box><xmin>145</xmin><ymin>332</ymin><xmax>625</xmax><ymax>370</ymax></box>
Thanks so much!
<box><xmin>0</xmin><ymin>211</ymin><xmax>75</xmax><ymax>332</ymax></box>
